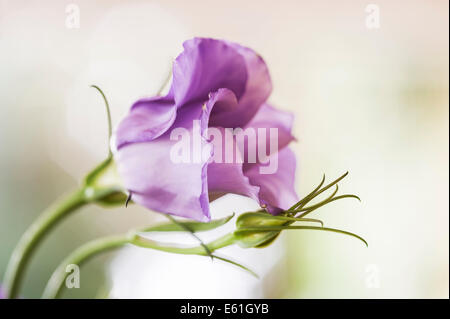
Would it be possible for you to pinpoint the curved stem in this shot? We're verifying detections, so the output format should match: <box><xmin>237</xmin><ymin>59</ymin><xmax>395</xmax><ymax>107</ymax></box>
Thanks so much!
<box><xmin>42</xmin><ymin>235</ymin><xmax>129</xmax><ymax>299</ymax></box>
<box><xmin>42</xmin><ymin>233</ymin><xmax>236</xmax><ymax>299</ymax></box>
<box><xmin>3</xmin><ymin>188</ymin><xmax>88</xmax><ymax>299</ymax></box>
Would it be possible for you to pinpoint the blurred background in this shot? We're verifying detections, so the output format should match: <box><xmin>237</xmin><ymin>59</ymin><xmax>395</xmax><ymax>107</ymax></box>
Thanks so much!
<box><xmin>0</xmin><ymin>0</ymin><xmax>448</xmax><ymax>298</ymax></box>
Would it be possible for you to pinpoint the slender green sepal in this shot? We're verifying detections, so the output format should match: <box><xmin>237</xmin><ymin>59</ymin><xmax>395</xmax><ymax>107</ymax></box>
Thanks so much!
<box><xmin>288</xmin><ymin>174</ymin><xmax>326</xmax><ymax>211</ymax></box>
<box><xmin>239</xmin><ymin>212</ymin><xmax>323</xmax><ymax>227</ymax></box>
<box><xmin>303</xmin><ymin>171</ymin><xmax>349</xmax><ymax>206</ymax></box>
<box><xmin>236</xmin><ymin>225</ymin><xmax>368</xmax><ymax>247</ymax></box>
<box><xmin>288</xmin><ymin>185</ymin><xmax>338</xmax><ymax>214</ymax></box>
<box><xmin>90</xmin><ymin>85</ymin><xmax>113</xmax><ymax>153</ymax></box>
<box><xmin>297</xmin><ymin>194</ymin><xmax>361</xmax><ymax>218</ymax></box>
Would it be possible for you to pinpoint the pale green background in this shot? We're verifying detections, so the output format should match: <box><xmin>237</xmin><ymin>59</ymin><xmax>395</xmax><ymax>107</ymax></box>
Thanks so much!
<box><xmin>0</xmin><ymin>0</ymin><xmax>448</xmax><ymax>298</ymax></box>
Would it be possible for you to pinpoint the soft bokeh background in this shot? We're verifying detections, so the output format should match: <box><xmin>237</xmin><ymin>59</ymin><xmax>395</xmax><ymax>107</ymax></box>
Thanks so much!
<box><xmin>0</xmin><ymin>0</ymin><xmax>448</xmax><ymax>298</ymax></box>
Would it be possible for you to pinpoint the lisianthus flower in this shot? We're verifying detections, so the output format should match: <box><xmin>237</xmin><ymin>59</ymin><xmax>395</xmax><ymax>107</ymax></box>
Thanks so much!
<box><xmin>113</xmin><ymin>38</ymin><xmax>298</xmax><ymax>221</ymax></box>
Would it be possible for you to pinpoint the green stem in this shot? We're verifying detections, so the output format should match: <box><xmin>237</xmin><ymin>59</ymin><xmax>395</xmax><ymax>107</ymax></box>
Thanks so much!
<box><xmin>42</xmin><ymin>233</ymin><xmax>236</xmax><ymax>299</ymax></box>
<box><xmin>132</xmin><ymin>232</ymin><xmax>235</xmax><ymax>255</ymax></box>
<box><xmin>42</xmin><ymin>235</ymin><xmax>130</xmax><ymax>299</ymax></box>
<box><xmin>3</xmin><ymin>188</ymin><xmax>89</xmax><ymax>299</ymax></box>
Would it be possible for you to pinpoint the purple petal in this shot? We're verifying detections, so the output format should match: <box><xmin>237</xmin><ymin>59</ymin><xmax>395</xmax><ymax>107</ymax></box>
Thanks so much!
<box><xmin>206</xmin><ymin>92</ymin><xmax>297</xmax><ymax>209</ymax></box>
<box><xmin>206</xmin><ymin>127</ymin><xmax>260</xmax><ymax>203</ymax></box>
<box><xmin>241</xmin><ymin>103</ymin><xmax>295</xmax><ymax>163</ymax></box>
<box><xmin>209</xmin><ymin>42</ymin><xmax>272</xmax><ymax>128</ymax></box>
<box><xmin>173</xmin><ymin>38</ymin><xmax>248</xmax><ymax>106</ymax></box>
<box><xmin>244</xmin><ymin>147</ymin><xmax>298</xmax><ymax>214</ymax></box>
<box><xmin>207</xmin><ymin>88</ymin><xmax>239</xmax><ymax>120</ymax></box>
<box><xmin>113</xmin><ymin>38</ymin><xmax>298</xmax><ymax>221</ymax></box>
<box><xmin>114</xmin><ymin>101</ymin><xmax>213</xmax><ymax>221</ymax></box>
<box><xmin>114</xmin><ymin>94</ymin><xmax>177</xmax><ymax>150</ymax></box>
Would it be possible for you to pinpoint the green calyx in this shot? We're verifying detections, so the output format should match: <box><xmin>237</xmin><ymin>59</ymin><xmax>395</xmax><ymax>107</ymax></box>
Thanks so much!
<box><xmin>82</xmin><ymin>156</ymin><xmax>127</xmax><ymax>207</ymax></box>
<box><xmin>233</xmin><ymin>172</ymin><xmax>367</xmax><ymax>249</ymax></box>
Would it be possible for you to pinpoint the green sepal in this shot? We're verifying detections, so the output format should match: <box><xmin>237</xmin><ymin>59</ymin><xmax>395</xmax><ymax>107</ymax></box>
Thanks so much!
<box><xmin>236</xmin><ymin>225</ymin><xmax>368</xmax><ymax>247</ymax></box>
<box><xmin>81</xmin><ymin>86</ymin><xmax>128</xmax><ymax>207</ymax></box>
<box><xmin>233</xmin><ymin>172</ymin><xmax>365</xmax><ymax>249</ymax></box>
<box><xmin>234</xmin><ymin>212</ymin><xmax>324</xmax><ymax>248</ymax></box>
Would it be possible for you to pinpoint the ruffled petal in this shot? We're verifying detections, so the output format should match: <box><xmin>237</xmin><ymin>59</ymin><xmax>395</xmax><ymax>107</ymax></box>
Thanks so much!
<box><xmin>113</xmin><ymin>38</ymin><xmax>297</xmax><ymax>221</ymax></box>
<box><xmin>244</xmin><ymin>147</ymin><xmax>298</xmax><ymax>214</ymax></box>
<box><xmin>205</xmin><ymin>91</ymin><xmax>296</xmax><ymax>209</ymax></box>
<box><xmin>114</xmin><ymin>94</ymin><xmax>177</xmax><ymax>150</ymax></box>
<box><xmin>207</xmin><ymin>88</ymin><xmax>239</xmax><ymax>122</ymax></box>
<box><xmin>114</xmin><ymin>101</ymin><xmax>213</xmax><ymax>221</ymax></box>
<box><xmin>206</xmin><ymin>127</ymin><xmax>260</xmax><ymax>203</ymax></box>
<box><xmin>209</xmin><ymin>42</ymin><xmax>272</xmax><ymax>128</ymax></box>
<box><xmin>241</xmin><ymin>103</ymin><xmax>295</xmax><ymax>164</ymax></box>
<box><xmin>173</xmin><ymin>38</ymin><xmax>248</xmax><ymax>106</ymax></box>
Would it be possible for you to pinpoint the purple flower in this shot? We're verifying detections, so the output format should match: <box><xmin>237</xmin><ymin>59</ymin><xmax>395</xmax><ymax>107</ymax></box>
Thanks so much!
<box><xmin>113</xmin><ymin>38</ymin><xmax>298</xmax><ymax>221</ymax></box>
